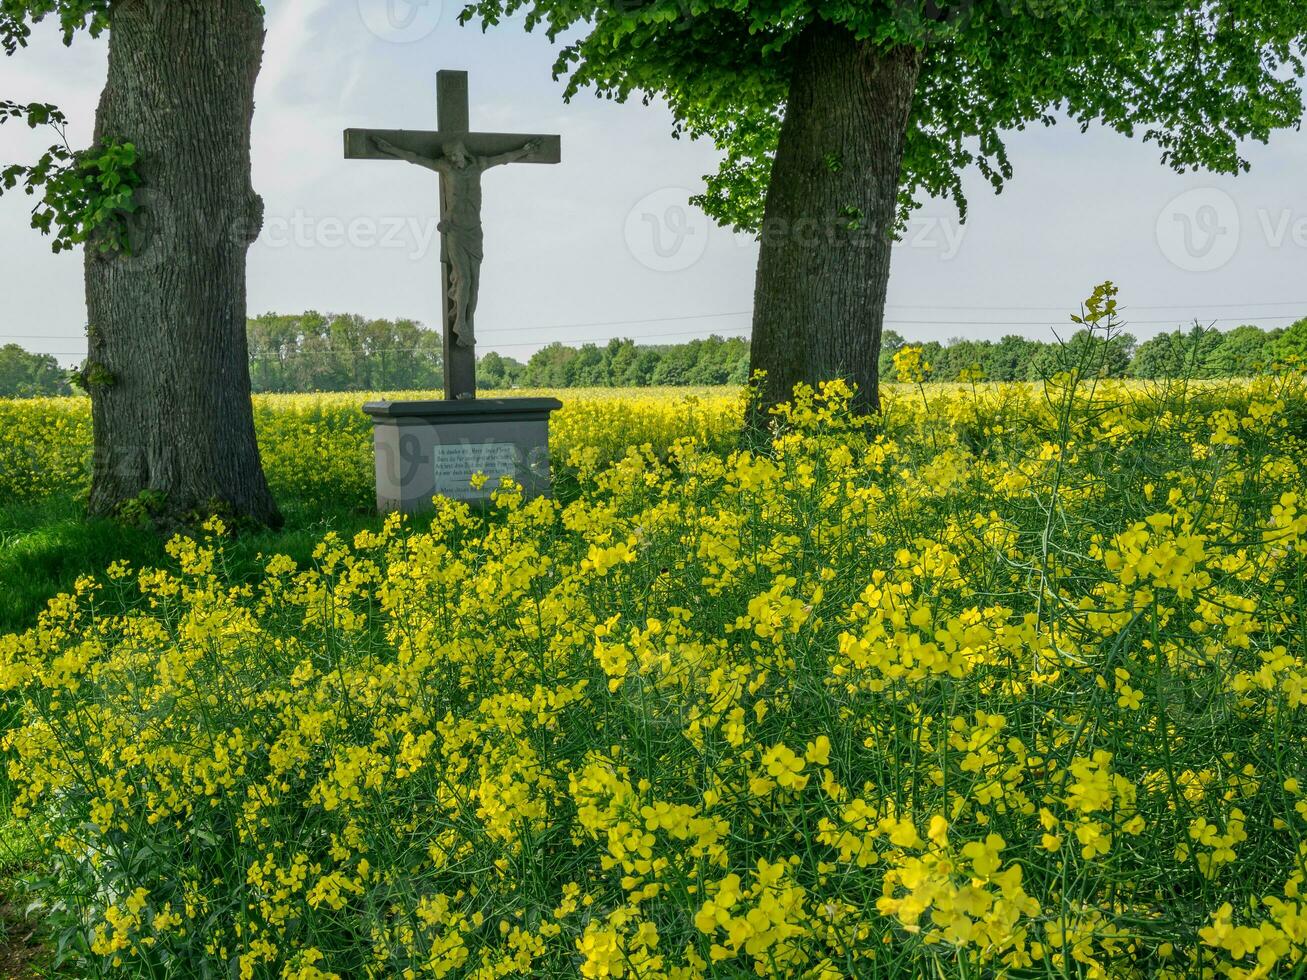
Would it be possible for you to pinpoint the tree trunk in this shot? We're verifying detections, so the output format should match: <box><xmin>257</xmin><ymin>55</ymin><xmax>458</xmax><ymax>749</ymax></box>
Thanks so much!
<box><xmin>748</xmin><ymin>22</ymin><xmax>922</xmax><ymax>421</ymax></box>
<box><xmin>85</xmin><ymin>0</ymin><xmax>280</xmax><ymax>526</ymax></box>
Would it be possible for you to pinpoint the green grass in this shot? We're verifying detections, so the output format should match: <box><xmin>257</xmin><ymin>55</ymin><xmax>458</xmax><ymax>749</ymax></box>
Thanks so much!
<box><xmin>0</xmin><ymin>495</ymin><xmax>390</xmax><ymax>636</ymax></box>
<box><xmin>0</xmin><ymin>490</ymin><xmax>396</xmax><ymax>971</ymax></box>
<box><xmin>0</xmin><ymin>760</ymin><xmax>44</xmax><ymax>978</ymax></box>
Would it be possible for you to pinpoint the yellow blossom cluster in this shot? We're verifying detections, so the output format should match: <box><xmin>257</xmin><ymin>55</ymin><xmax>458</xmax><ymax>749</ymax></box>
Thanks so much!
<box><xmin>2</xmin><ymin>369</ymin><xmax>1307</xmax><ymax>977</ymax></box>
<box><xmin>0</xmin><ymin>386</ymin><xmax>743</xmax><ymax>507</ymax></box>
<box><xmin>0</xmin><ymin>394</ymin><xmax>92</xmax><ymax>502</ymax></box>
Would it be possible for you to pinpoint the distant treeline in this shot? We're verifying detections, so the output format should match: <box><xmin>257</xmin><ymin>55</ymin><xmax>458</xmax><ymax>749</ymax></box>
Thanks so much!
<box><xmin>0</xmin><ymin>344</ymin><xmax>70</xmax><ymax>398</ymax></box>
<box><xmin>247</xmin><ymin>313</ymin><xmax>444</xmax><ymax>393</ymax></box>
<box><xmin>483</xmin><ymin>336</ymin><xmax>753</xmax><ymax>389</ymax></box>
<box><xmin>882</xmin><ymin>320</ymin><xmax>1307</xmax><ymax>382</ymax></box>
<box><xmin>4</xmin><ymin>313</ymin><xmax>1305</xmax><ymax>398</ymax></box>
<box><xmin>245</xmin><ymin>313</ymin><xmax>751</xmax><ymax>392</ymax></box>
<box><xmin>251</xmin><ymin>313</ymin><xmax>1307</xmax><ymax>391</ymax></box>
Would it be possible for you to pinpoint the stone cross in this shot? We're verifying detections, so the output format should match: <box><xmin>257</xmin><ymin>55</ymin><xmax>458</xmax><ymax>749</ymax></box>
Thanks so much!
<box><xmin>345</xmin><ymin>70</ymin><xmax>561</xmax><ymax>399</ymax></box>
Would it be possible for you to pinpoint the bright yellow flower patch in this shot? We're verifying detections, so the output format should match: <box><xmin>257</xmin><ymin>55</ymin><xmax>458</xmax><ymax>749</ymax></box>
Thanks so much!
<box><xmin>3</xmin><ymin>372</ymin><xmax>1307</xmax><ymax>977</ymax></box>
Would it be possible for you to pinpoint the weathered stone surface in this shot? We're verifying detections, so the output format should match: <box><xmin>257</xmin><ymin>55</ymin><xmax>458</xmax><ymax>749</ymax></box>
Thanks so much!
<box><xmin>363</xmin><ymin>398</ymin><xmax>562</xmax><ymax>512</ymax></box>
<box><xmin>350</xmin><ymin>71</ymin><xmax>564</xmax><ymax>513</ymax></box>
<box><xmin>345</xmin><ymin>70</ymin><xmax>561</xmax><ymax>401</ymax></box>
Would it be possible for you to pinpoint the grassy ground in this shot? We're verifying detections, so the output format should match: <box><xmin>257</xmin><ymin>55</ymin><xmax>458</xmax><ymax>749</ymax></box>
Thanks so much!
<box><xmin>0</xmin><ymin>387</ymin><xmax>728</xmax><ymax>972</ymax></box>
<box><xmin>0</xmin><ymin>496</ymin><xmax>389</xmax><ymax>636</ymax></box>
<box><xmin>0</xmin><ymin>805</ymin><xmax>44</xmax><ymax>978</ymax></box>
<box><xmin>0</xmin><ymin>492</ymin><xmax>395</xmax><ymax>970</ymax></box>
<box><xmin>8</xmin><ymin>374</ymin><xmax>1306</xmax><ymax>975</ymax></box>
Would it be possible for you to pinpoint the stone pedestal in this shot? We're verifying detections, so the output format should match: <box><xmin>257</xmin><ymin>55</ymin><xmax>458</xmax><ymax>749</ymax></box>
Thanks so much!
<box><xmin>362</xmin><ymin>398</ymin><xmax>562</xmax><ymax>513</ymax></box>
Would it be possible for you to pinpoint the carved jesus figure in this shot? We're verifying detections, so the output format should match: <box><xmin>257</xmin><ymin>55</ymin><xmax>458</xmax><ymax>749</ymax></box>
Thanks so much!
<box><xmin>374</xmin><ymin>135</ymin><xmax>542</xmax><ymax>349</ymax></box>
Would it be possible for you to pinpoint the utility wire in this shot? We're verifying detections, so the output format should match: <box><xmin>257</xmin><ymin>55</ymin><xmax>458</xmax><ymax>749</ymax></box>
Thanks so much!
<box><xmin>29</xmin><ymin>327</ymin><xmax>747</xmax><ymax>358</ymax></box>
<box><xmin>2</xmin><ymin>311</ymin><xmax>747</xmax><ymax>342</ymax></box>
<box><xmin>460</xmin><ymin>308</ymin><xmax>1307</xmax><ymax>335</ymax></box>
<box><xmin>9</xmin><ymin>306</ymin><xmax>1307</xmax><ymax>349</ymax></box>
<box><xmin>263</xmin><ymin>328</ymin><xmax>748</xmax><ymax>357</ymax></box>
<box><xmin>882</xmin><ymin>300</ymin><xmax>1307</xmax><ymax>311</ymax></box>
<box><xmin>882</xmin><ymin>313</ymin><xmax>1307</xmax><ymax>326</ymax></box>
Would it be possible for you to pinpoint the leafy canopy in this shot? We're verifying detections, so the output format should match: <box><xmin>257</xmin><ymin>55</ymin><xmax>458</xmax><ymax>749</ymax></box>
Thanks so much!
<box><xmin>1</xmin><ymin>100</ymin><xmax>140</xmax><ymax>252</ymax></box>
<box><xmin>0</xmin><ymin>0</ymin><xmax>110</xmax><ymax>54</ymax></box>
<box><xmin>461</xmin><ymin>0</ymin><xmax>1307</xmax><ymax>231</ymax></box>
<box><xmin>2</xmin><ymin>3</ymin><xmax>142</xmax><ymax>251</ymax></box>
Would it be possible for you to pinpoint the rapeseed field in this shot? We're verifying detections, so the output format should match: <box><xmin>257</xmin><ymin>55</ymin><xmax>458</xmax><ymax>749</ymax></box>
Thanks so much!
<box><xmin>1</xmin><ymin>361</ymin><xmax>1305</xmax><ymax>977</ymax></box>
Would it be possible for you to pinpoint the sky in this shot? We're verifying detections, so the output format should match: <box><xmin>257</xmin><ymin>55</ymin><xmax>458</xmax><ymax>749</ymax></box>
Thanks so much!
<box><xmin>2</xmin><ymin>0</ymin><xmax>1307</xmax><ymax>366</ymax></box>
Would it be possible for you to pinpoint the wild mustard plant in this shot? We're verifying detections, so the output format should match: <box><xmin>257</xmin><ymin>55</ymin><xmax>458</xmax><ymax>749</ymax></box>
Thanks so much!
<box><xmin>0</xmin><ymin>387</ymin><xmax>742</xmax><ymax>508</ymax></box>
<box><xmin>1</xmin><ymin>365</ymin><xmax>1306</xmax><ymax>977</ymax></box>
<box><xmin>0</xmin><ymin>395</ymin><xmax>93</xmax><ymax>501</ymax></box>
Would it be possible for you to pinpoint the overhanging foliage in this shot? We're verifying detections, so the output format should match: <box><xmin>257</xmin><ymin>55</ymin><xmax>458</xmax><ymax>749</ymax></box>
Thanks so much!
<box><xmin>462</xmin><ymin>0</ymin><xmax>1307</xmax><ymax>231</ymax></box>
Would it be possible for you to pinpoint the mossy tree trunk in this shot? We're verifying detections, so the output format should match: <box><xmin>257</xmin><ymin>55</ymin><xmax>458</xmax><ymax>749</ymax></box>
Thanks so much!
<box><xmin>748</xmin><ymin>22</ymin><xmax>921</xmax><ymax>422</ymax></box>
<box><xmin>85</xmin><ymin>0</ymin><xmax>279</xmax><ymax>526</ymax></box>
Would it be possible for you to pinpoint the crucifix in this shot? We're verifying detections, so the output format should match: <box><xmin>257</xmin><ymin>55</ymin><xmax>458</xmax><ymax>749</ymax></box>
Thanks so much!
<box><xmin>345</xmin><ymin>70</ymin><xmax>561</xmax><ymax>399</ymax></box>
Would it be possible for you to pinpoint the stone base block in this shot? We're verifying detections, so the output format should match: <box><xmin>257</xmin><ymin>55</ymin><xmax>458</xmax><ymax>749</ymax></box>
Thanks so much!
<box><xmin>362</xmin><ymin>398</ymin><xmax>562</xmax><ymax>514</ymax></box>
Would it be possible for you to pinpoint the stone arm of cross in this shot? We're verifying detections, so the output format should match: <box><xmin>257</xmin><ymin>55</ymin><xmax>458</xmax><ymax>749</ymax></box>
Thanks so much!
<box><xmin>481</xmin><ymin>138</ymin><xmax>544</xmax><ymax>170</ymax></box>
<box><xmin>372</xmin><ymin>136</ymin><xmax>452</xmax><ymax>174</ymax></box>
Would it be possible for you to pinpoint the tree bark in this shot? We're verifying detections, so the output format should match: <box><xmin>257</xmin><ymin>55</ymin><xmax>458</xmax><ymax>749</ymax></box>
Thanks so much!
<box><xmin>748</xmin><ymin>21</ymin><xmax>922</xmax><ymax>422</ymax></box>
<box><xmin>85</xmin><ymin>0</ymin><xmax>280</xmax><ymax>526</ymax></box>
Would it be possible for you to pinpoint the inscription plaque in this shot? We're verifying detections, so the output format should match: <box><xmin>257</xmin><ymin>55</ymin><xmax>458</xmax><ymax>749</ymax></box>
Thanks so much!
<box><xmin>433</xmin><ymin>442</ymin><xmax>518</xmax><ymax>498</ymax></box>
<box><xmin>363</xmin><ymin>398</ymin><xmax>562</xmax><ymax>513</ymax></box>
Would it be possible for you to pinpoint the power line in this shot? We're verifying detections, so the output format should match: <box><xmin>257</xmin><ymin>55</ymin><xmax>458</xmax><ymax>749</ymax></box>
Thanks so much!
<box><xmin>249</xmin><ymin>328</ymin><xmax>751</xmax><ymax>357</ymax></box>
<box><xmin>480</xmin><ymin>310</ymin><xmax>751</xmax><ymax>335</ymax></box>
<box><xmin>883</xmin><ymin>300</ymin><xmax>1307</xmax><ymax>312</ymax></box>
<box><xmin>0</xmin><ymin>311</ymin><xmax>754</xmax><ymax>343</ymax></box>
<box><xmin>0</xmin><ymin>310</ymin><xmax>754</xmax><ymax>343</ymax></box>
<box><xmin>20</xmin><ymin>328</ymin><xmax>752</xmax><ymax>359</ymax></box>
<box><xmin>881</xmin><ymin>314</ymin><xmax>1307</xmax><ymax>326</ymax></box>
<box><xmin>478</xmin><ymin>306</ymin><xmax>1307</xmax><ymax>335</ymax></box>
<box><xmin>9</xmin><ymin>305</ymin><xmax>1307</xmax><ymax>349</ymax></box>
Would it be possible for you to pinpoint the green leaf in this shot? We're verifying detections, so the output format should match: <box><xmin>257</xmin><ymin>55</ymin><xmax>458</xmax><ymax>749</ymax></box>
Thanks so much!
<box><xmin>467</xmin><ymin>0</ymin><xmax>1307</xmax><ymax>233</ymax></box>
